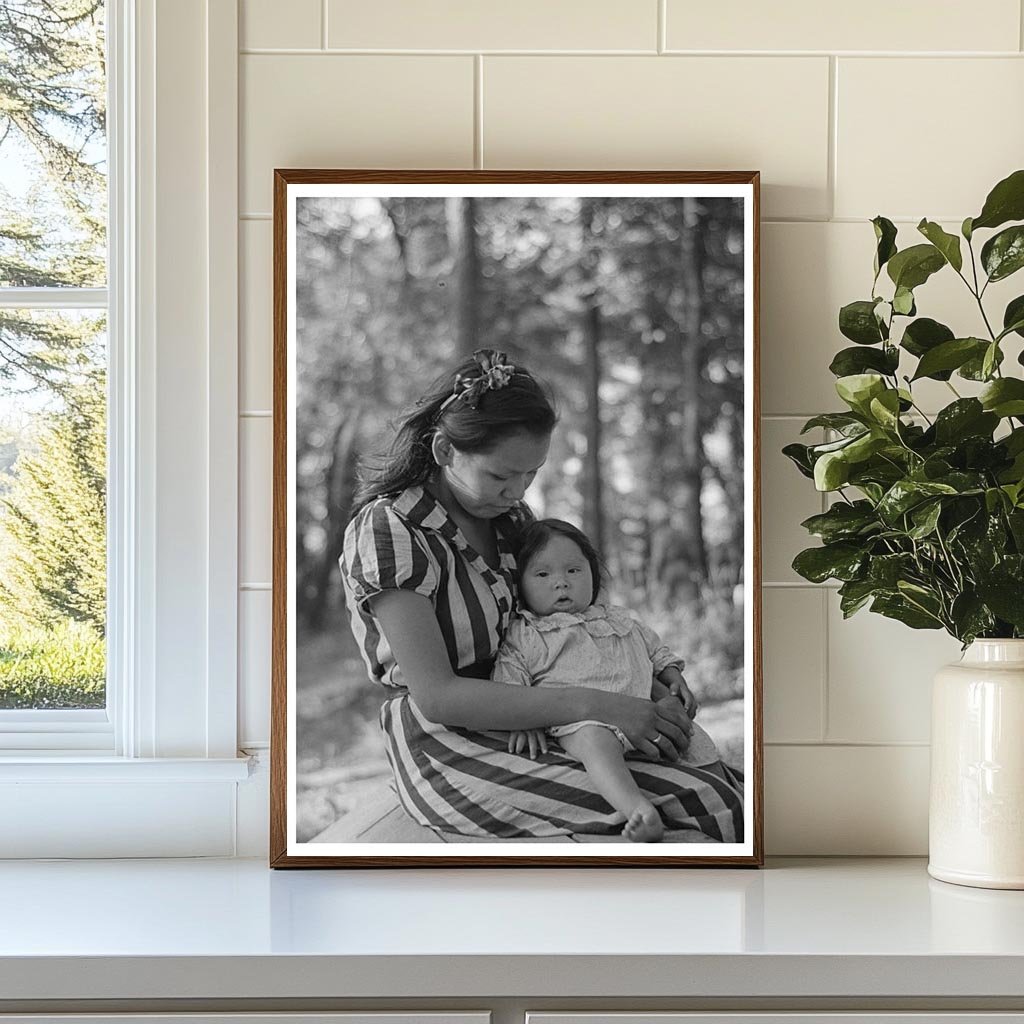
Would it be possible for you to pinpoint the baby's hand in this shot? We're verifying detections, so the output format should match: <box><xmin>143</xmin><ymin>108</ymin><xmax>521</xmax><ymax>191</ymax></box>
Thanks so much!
<box><xmin>508</xmin><ymin>729</ymin><xmax>548</xmax><ymax>759</ymax></box>
<box><xmin>669</xmin><ymin>678</ymin><xmax>700</xmax><ymax>720</ymax></box>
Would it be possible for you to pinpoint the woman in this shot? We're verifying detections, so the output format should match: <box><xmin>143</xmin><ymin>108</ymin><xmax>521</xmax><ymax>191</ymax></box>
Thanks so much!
<box><xmin>340</xmin><ymin>349</ymin><xmax>743</xmax><ymax>841</ymax></box>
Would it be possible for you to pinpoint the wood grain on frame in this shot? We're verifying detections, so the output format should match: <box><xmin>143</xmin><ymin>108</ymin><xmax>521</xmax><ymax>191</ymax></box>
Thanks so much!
<box><xmin>270</xmin><ymin>169</ymin><xmax>763</xmax><ymax>868</ymax></box>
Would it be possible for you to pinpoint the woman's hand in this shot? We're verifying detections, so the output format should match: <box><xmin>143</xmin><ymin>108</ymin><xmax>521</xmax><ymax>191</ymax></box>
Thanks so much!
<box><xmin>595</xmin><ymin>691</ymin><xmax>692</xmax><ymax>762</ymax></box>
<box><xmin>508</xmin><ymin>729</ymin><xmax>548</xmax><ymax>759</ymax></box>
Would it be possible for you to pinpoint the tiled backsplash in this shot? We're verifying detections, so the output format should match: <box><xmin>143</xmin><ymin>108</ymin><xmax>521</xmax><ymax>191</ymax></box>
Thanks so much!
<box><xmin>236</xmin><ymin>0</ymin><xmax>1024</xmax><ymax>853</ymax></box>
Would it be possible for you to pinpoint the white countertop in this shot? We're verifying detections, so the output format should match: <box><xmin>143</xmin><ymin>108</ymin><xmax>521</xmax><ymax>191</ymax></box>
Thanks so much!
<box><xmin>1</xmin><ymin>857</ymin><xmax>1023</xmax><ymax>1001</ymax></box>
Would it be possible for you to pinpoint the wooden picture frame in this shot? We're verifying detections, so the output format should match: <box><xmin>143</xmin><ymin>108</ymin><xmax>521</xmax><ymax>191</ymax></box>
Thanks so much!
<box><xmin>271</xmin><ymin>170</ymin><xmax>762</xmax><ymax>867</ymax></box>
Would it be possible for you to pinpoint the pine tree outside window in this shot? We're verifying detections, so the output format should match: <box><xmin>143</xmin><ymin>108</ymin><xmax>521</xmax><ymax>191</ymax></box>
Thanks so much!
<box><xmin>0</xmin><ymin>1</ymin><xmax>110</xmax><ymax>741</ymax></box>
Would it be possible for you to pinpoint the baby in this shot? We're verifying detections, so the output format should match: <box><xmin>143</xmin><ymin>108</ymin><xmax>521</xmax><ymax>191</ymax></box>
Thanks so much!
<box><xmin>492</xmin><ymin>518</ymin><xmax>722</xmax><ymax>843</ymax></box>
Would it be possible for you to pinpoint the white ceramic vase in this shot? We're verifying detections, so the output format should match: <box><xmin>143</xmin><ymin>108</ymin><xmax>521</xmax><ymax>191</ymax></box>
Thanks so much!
<box><xmin>929</xmin><ymin>639</ymin><xmax>1024</xmax><ymax>889</ymax></box>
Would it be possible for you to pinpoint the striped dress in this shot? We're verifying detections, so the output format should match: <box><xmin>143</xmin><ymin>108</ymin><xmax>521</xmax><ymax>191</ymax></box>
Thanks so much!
<box><xmin>340</xmin><ymin>484</ymin><xmax>743</xmax><ymax>842</ymax></box>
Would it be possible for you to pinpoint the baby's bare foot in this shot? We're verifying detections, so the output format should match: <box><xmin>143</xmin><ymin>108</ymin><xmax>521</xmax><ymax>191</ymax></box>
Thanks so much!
<box><xmin>623</xmin><ymin>802</ymin><xmax>664</xmax><ymax>843</ymax></box>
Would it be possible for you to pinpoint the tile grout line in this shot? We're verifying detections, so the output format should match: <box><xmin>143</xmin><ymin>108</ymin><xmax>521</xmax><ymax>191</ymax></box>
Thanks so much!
<box><xmin>820</xmin><ymin>429</ymin><xmax>832</xmax><ymax>742</ymax></box>
<box><xmin>474</xmin><ymin>55</ymin><xmax>484</xmax><ymax>170</ymax></box>
<box><xmin>821</xmin><ymin>587</ymin><xmax>830</xmax><ymax>743</ymax></box>
<box><xmin>765</xmin><ymin>741</ymin><xmax>931</xmax><ymax>748</ymax></box>
<box><xmin>238</xmin><ymin>47</ymin><xmax>1024</xmax><ymax>57</ymax></box>
<box><xmin>1021</xmin><ymin>0</ymin><xmax>1024</xmax><ymax>52</ymax></box>
<box><xmin>657</xmin><ymin>0</ymin><xmax>666</xmax><ymax>54</ymax></box>
<box><xmin>828</xmin><ymin>55</ymin><xmax>838</xmax><ymax>221</ymax></box>
<box><xmin>321</xmin><ymin>0</ymin><xmax>328</xmax><ymax>50</ymax></box>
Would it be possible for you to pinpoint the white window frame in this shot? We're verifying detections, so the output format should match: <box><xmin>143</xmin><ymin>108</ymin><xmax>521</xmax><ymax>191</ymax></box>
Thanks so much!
<box><xmin>0</xmin><ymin>0</ymin><xmax>250</xmax><ymax>857</ymax></box>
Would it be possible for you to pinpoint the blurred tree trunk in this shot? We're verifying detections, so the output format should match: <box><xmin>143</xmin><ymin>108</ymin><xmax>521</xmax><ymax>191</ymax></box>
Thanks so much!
<box><xmin>579</xmin><ymin>199</ymin><xmax>605</xmax><ymax>555</ymax></box>
<box><xmin>720</xmin><ymin>397</ymin><xmax>745</xmax><ymax>588</ymax></box>
<box><xmin>639</xmin><ymin>291</ymin><xmax>673</xmax><ymax>611</ymax></box>
<box><xmin>672</xmin><ymin>196</ymin><xmax>709</xmax><ymax>600</ymax></box>
<box><xmin>447</xmin><ymin>197</ymin><xmax>481</xmax><ymax>357</ymax></box>
<box><xmin>303</xmin><ymin>407</ymin><xmax>363</xmax><ymax>629</ymax></box>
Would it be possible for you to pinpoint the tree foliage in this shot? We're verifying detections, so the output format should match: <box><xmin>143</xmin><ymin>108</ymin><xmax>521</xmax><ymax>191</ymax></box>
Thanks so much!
<box><xmin>0</xmin><ymin>370</ymin><xmax>105</xmax><ymax>632</ymax></box>
<box><xmin>0</xmin><ymin>0</ymin><xmax>106</xmax><ymax>394</ymax></box>
<box><xmin>294</xmin><ymin>196</ymin><xmax>747</xmax><ymax>666</ymax></box>
<box><xmin>0</xmin><ymin>0</ymin><xmax>107</xmax><ymax>694</ymax></box>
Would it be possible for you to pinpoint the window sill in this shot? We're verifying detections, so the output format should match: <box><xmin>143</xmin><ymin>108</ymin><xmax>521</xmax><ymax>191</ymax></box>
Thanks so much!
<box><xmin>0</xmin><ymin>754</ymin><xmax>252</xmax><ymax>782</ymax></box>
<box><xmin>0</xmin><ymin>756</ymin><xmax>256</xmax><ymax>857</ymax></box>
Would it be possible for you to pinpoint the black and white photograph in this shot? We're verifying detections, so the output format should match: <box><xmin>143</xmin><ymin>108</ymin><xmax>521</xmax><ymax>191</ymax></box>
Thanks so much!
<box><xmin>272</xmin><ymin>172</ymin><xmax>762</xmax><ymax>866</ymax></box>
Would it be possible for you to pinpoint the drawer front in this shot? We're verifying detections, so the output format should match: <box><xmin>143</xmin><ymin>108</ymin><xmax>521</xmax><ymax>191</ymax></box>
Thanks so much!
<box><xmin>0</xmin><ymin>1016</ymin><xmax>490</xmax><ymax>1024</ymax></box>
<box><xmin>527</xmin><ymin>1016</ymin><xmax>1024</xmax><ymax>1024</ymax></box>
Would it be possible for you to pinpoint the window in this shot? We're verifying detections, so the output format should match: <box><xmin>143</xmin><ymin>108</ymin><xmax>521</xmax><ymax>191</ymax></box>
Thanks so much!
<box><xmin>0</xmin><ymin>0</ymin><xmax>247</xmax><ymax>857</ymax></box>
<box><xmin>0</xmin><ymin>0</ymin><xmax>111</xmax><ymax>748</ymax></box>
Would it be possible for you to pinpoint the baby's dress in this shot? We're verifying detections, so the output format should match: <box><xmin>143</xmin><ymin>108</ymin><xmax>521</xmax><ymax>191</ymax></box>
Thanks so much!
<box><xmin>492</xmin><ymin>603</ymin><xmax>721</xmax><ymax>767</ymax></box>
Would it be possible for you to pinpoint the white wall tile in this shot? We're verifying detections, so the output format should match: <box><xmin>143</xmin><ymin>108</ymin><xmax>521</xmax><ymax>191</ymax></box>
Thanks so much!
<box><xmin>667</xmin><ymin>0</ymin><xmax>1020</xmax><ymax>53</ymax></box>
<box><xmin>240</xmin><ymin>219</ymin><xmax>273</xmax><ymax>411</ymax></box>
<box><xmin>240</xmin><ymin>417</ymin><xmax>273</xmax><ymax>586</ymax></box>
<box><xmin>239</xmin><ymin>590</ymin><xmax>272</xmax><ymax>746</ymax></box>
<box><xmin>836</xmin><ymin>58</ymin><xmax>1024</xmax><ymax>221</ymax></box>
<box><xmin>826</xmin><ymin>597</ymin><xmax>963</xmax><ymax>743</ymax></box>
<box><xmin>483</xmin><ymin>57</ymin><xmax>830</xmax><ymax>220</ymax></box>
<box><xmin>328</xmin><ymin>0</ymin><xmax>657</xmax><ymax>51</ymax></box>
<box><xmin>762</xmin><ymin>221</ymin><xmax>1023</xmax><ymax>415</ymax></box>
<box><xmin>240</xmin><ymin>55</ymin><xmax>474</xmax><ymax>214</ymax></box>
<box><xmin>765</xmin><ymin>744</ymin><xmax>929</xmax><ymax>854</ymax></box>
<box><xmin>763</xmin><ymin>588</ymin><xmax>825</xmax><ymax>742</ymax></box>
<box><xmin>241</xmin><ymin>0</ymin><xmax>321</xmax><ymax>50</ymax></box>
<box><xmin>761</xmin><ymin>418</ymin><xmax>824</xmax><ymax>584</ymax></box>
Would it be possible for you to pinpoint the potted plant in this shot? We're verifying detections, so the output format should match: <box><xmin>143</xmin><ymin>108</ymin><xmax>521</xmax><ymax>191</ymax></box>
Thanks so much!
<box><xmin>784</xmin><ymin>169</ymin><xmax>1024</xmax><ymax>889</ymax></box>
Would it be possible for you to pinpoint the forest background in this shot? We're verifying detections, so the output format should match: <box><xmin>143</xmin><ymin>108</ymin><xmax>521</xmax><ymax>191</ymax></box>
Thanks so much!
<box><xmin>294</xmin><ymin>193</ymin><xmax>750</xmax><ymax>840</ymax></box>
<box><xmin>0</xmin><ymin>1</ymin><xmax>107</xmax><ymax>710</ymax></box>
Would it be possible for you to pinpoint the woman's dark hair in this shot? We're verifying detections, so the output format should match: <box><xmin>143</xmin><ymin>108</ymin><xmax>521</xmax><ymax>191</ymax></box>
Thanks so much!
<box><xmin>515</xmin><ymin>518</ymin><xmax>604</xmax><ymax>607</ymax></box>
<box><xmin>353</xmin><ymin>351</ymin><xmax>557</xmax><ymax>512</ymax></box>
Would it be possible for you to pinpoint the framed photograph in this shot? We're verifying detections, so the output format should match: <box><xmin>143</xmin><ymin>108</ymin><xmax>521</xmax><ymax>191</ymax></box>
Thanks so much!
<box><xmin>271</xmin><ymin>170</ymin><xmax>762</xmax><ymax>867</ymax></box>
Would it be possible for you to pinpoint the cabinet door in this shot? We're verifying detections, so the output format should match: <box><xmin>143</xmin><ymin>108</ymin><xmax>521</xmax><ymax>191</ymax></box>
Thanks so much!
<box><xmin>527</xmin><ymin>1016</ymin><xmax>1024</xmax><ymax>1024</ymax></box>
<box><xmin>0</xmin><ymin>1015</ymin><xmax>490</xmax><ymax>1024</ymax></box>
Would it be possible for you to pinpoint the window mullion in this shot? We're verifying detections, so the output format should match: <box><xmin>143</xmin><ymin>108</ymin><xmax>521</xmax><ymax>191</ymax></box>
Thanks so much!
<box><xmin>0</xmin><ymin>287</ymin><xmax>108</xmax><ymax>310</ymax></box>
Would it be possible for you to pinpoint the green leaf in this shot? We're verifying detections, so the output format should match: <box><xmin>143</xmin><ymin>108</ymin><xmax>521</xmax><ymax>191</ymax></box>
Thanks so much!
<box><xmin>839</xmin><ymin>300</ymin><xmax>887</xmax><ymax>345</ymax></box>
<box><xmin>782</xmin><ymin>442</ymin><xmax>815</xmax><ymax>479</ymax></box>
<box><xmin>981</xmin><ymin>225</ymin><xmax>1024</xmax><ymax>282</ymax></box>
<box><xmin>838</xmin><ymin>579</ymin><xmax>878</xmax><ymax>617</ymax></box>
<box><xmin>871</xmin><ymin>594</ymin><xmax>943</xmax><ymax>630</ymax></box>
<box><xmin>976</xmin><ymin>577</ymin><xmax>1024</xmax><ymax>629</ymax></box>
<box><xmin>868</xmin><ymin>552</ymin><xmax>915</xmax><ymax>587</ymax></box>
<box><xmin>933</xmin><ymin>399</ymin><xmax>999</xmax><ymax>445</ymax></box>
<box><xmin>900</xmin><ymin>317</ymin><xmax>954</xmax><ymax>362</ymax></box>
<box><xmin>868</xmin><ymin>389</ymin><xmax>902</xmax><ymax>431</ymax></box>
<box><xmin>800</xmin><ymin>413</ymin><xmax>865</xmax><ymax>435</ymax></box>
<box><xmin>917</xmin><ymin>219</ymin><xmax>963</xmax><ymax>272</ymax></box>
<box><xmin>962</xmin><ymin>216</ymin><xmax>974</xmax><ymax>241</ymax></box>
<box><xmin>835</xmin><ymin>373</ymin><xmax>886</xmax><ymax>414</ymax></box>
<box><xmin>971</xmin><ymin>168</ymin><xmax>1024</xmax><ymax>232</ymax></box>
<box><xmin>814</xmin><ymin>451</ymin><xmax>851</xmax><ymax>491</ymax></box>
<box><xmin>982</xmin><ymin>341</ymin><xmax>1001</xmax><ymax>381</ymax></box>
<box><xmin>877</xmin><ymin>479</ymin><xmax>958</xmax><ymax>524</ymax></box>
<box><xmin>959</xmin><ymin>344</ymin><xmax>1004</xmax><ymax>381</ymax></box>
<box><xmin>829</xmin><ymin>345</ymin><xmax>899</xmax><ymax>378</ymax></box>
<box><xmin>872</xmin><ymin>216</ymin><xmax>898</xmax><ymax>278</ymax></box>
<box><xmin>911</xmin><ymin>337</ymin><xmax>988</xmax><ymax>381</ymax></box>
<box><xmin>892</xmin><ymin>286</ymin><xmax>916</xmax><ymax>316</ymax></box>
<box><xmin>980</xmin><ymin>378</ymin><xmax>1024</xmax><ymax>418</ymax></box>
<box><xmin>1002</xmin><ymin>295</ymin><xmax>1024</xmax><ymax>340</ymax></box>
<box><xmin>887</xmin><ymin>244</ymin><xmax>946</xmax><ymax>291</ymax></box>
<box><xmin>949</xmin><ymin>593</ymin><xmax>996</xmax><ymax>644</ymax></box>
<box><xmin>908</xmin><ymin>500</ymin><xmax>943</xmax><ymax>540</ymax></box>
<box><xmin>800</xmin><ymin>500</ymin><xmax>879</xmax><ymax>543</ymax></box>
<box><xmin>792</xmin><ymin>543</ymin><xmax>865</xmax><ymax>584</ymax></box>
